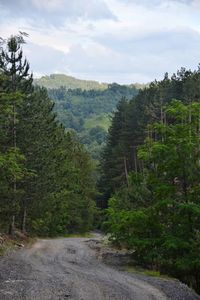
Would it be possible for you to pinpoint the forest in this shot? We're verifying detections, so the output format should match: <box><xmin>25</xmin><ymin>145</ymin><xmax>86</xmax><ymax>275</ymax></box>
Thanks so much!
<box><xmin>1</xmin><ymin>34</ymin><xmax>200</xmax><ymax>295</ymax></box>
<box><xmin>0</xmin><ymin>34</ymin><xmax>96</xmax><ymax>236</ymax></box>
<box><xmin>100</xmin><ymin>68</ymin><xmax>200</xmax><ymax>293</ymax></box>
<box><xmin>34</xmin><ymin>73</ymin><xmax>108</xmax><ymax>90</ymax></box>
<box><xmin>36</xmin><ymin>78</ymin><xmax>140</xmax><ymax>160</ymax></box>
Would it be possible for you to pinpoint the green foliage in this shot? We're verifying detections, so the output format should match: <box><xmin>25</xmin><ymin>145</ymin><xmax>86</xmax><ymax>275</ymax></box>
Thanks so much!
<box><xmin>0</xmin><ymin>34</ymin><xmax>96</xmax><ymax>236</ymax></box>
<box><xmin>104</xmin><ymin>93</ymin><xmax>200</xmax><ymax>293</ymax></box>
<box><xmin>99</xmin><ymin>68</ymin><xmax>200</xmax><ymax>206</ymax></box>
<box><xmin>0</xmin><ymin>34</ymin><xmax>33</xmax><ymax>231</ymax></box>
<box><xmin>45</xmin><ymin>83</ymin><xmax>139</xmax><ymax>160</ymax></box>
<box><xmin>34</xmin><ymin>74</ymin><xmax>108</xmax><ymax>90</ymax></box>
<box><xmin>17</xmin><ymin>88</ymin><xmax>96</xmax><ymax>236</ymax></box>
<box><xmin>84</xmin><ymin>114</ymin><xmax>111</xmax><ymax>131</ymax></box>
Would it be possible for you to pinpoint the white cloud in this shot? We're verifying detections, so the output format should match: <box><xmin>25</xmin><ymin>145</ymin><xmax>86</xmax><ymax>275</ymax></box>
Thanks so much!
<box><xmin>31</xmin><ymin>0</ymin><xmax>65</xmax><ymax>12</ymax></box>
<box><xmin>0</xmin><ymin>0</ymin><xmax>116</xmax><ymax>23</ymax></box>
<box><xmin>1</xmin><ymin>0</ymin><xmax>200</xmax><ymax>83</ymax></box>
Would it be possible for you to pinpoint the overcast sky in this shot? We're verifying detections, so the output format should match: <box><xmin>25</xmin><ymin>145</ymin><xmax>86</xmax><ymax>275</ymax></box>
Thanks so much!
<box><xmin>1</xmin><ymin>0</ymin><xmax>200</xmax><ymax>83</ymax></box>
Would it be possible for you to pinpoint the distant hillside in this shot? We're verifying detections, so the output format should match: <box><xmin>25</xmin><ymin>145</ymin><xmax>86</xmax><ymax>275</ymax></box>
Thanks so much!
<box><xmin>35</xmin><ymin>74</ymin><xmax>145</xmax><ymax>159</ymax></box>
<box><xmin>34</xmin><ymin>74</ymin><xmax>147</xmax><ymax>91</ymax></box>
<box><xmin>34</xmin><ymin>74</ymin><xmax>108</xmax><ymax>90</ymax></box>
<box><xmin>47</xmin><ymin>83</ymin><xmax>140</xmax><ymax>160</ymax></box>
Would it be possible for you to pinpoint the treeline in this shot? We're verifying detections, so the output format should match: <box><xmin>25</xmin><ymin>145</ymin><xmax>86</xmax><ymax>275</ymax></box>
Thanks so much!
<box><xmin>47</xmin><ymin>83</ymin><xmax>139</xmax><ymax>159</ymax></box>
<box><xmin>34</xmin><ymin>73</ymin><xmax>108</xmax><ymax>90</ymax></box>
<box><xmin>100</xmin><ymin>68</ymin><xmax>200</xmax><ymax>292</ymax></box>
<box><xmin>0</xmin><ymin>34</ymin><xmax>95</xmax><ymax>236</ymax></box>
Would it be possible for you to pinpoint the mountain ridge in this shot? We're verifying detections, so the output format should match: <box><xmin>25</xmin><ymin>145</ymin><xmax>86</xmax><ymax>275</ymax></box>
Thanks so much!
<box><xmin>34</xmin><ymin>74</ymin><xmax>146</xmax><ymax>160</ymax></box>
<box><xmin>34</xmin><ymin>73</ymin><xmax>147</xmax><ymax>91</ymax></box>
<box><xmin>34</xmin><ymin>74</ymin><xmax>108</xmax><ymax>90</ymax></box>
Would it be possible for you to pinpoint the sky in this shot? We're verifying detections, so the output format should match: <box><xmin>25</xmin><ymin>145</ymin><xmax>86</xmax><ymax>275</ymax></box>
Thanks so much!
<box><xmin>1</xmin><ymin>0</ymin><xmax>200</xmax><ymax>84</ymax></box>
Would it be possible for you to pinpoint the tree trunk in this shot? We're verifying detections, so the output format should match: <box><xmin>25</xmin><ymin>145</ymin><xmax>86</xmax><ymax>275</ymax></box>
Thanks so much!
<box><xmin>9</xmin><ymin>215</ymin><xmax>15</xmax><ymax>237</ymax></box>
<box><xmin>11</xmin><ymin>100</ymin><xmax>17</xmax><ymax>232</ymax></box>
<box><xmin>124</xmin><ymin>156</ymin><xmax>129</xmax><ymax>187</ymax></box>
<box><xmin>21</xmin><ymin>206</ymin><xmax>27</xmax><ymax>234</ymax></box>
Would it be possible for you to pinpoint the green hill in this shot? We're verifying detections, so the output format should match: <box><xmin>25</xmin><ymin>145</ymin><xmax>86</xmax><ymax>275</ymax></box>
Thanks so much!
<box><xmin>47</xmin><ymin>83</ymin><xmax>140</xmax><ymax>160</ymax></box>
<box><xmin>34</xmin><ymin>74</ymin><xmax>108</xmax><ymax>90</ymax></box>
<box><xmin>35</xmin><ymin>74</ymin><xmax>145</xmax><ymax>159</ymax></box>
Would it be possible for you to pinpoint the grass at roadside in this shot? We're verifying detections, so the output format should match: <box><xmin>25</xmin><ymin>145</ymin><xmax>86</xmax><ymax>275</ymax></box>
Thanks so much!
<box><xmin>0</xmin><ymin>233</ymin><xmax>37</xmax><ymax>256</ymax></box>
<box><xmin>38</xmin><ymin>232</ymin><xmax>93</xmax><ymax>239</ymax></box>
<box><xmin>124</xmin><ymin>265</ymin><xmax>173</xmax><ymax>280</ymax></box>
<box><xmin>63</xmin><ymin>232</ymin><xmax>93</xmax><ymax>238</ymax></box>
<box><xmin>0</xmin><ymin>239</ymin><xmax>15</xmax><ymax>256</ymax></box>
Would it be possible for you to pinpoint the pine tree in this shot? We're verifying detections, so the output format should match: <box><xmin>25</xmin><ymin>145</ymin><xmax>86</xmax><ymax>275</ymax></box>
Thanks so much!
<box><xmin>0</xmin><ymin>33</ymin><xmax>32</xmax><ymax>233</ymax></box>
<box><xmin>99</xmin><ymin>98</ymin><xmax>130</xmax><ymax>207</ymax></box>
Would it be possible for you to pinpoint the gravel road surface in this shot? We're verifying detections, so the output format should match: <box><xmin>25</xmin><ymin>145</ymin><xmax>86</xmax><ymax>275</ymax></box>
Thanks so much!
<box><xmin>0</xmin><ymin>235</ymin><xmax>199</xmax><ymax>300</ymax></box>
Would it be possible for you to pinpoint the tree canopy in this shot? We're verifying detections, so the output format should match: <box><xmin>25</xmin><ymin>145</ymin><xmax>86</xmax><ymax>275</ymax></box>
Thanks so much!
<box><xmin>0</xmin><ymin>34</ymin><xmax>96</xmax><ymax>236</ymax></box>
<box><xmin>101</xmin><ymin>68</ymin><xmax>200</xmax><ymax>293</ymax></box>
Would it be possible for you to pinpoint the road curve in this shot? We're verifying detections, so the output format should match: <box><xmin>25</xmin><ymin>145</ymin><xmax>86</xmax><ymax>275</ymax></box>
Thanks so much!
<box><xmin>0</xmin><ymin>236</ymin><xmax>198</xmax><ymax>300</ymax></box>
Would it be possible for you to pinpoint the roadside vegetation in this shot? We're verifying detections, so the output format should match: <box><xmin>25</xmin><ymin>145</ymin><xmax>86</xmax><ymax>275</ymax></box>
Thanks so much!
<box><xmin>99</xmin><ymin>68</ymin><xmax>200</xmax><ymax>293</ymax></box>
<box><xmin>0</xmin><ymin>34</ymin><xmax>96</xmax><ymax>237</ymax></box>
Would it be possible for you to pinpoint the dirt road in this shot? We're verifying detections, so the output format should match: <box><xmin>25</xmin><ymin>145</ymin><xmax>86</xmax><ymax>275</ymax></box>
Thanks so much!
<box><xmin>0</xmin><ymin>236</ymin><xmax>199</xmax><ymax>300</ymax></box>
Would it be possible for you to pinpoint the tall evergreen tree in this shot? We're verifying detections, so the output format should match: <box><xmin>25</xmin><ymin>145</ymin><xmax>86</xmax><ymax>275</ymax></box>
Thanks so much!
<box><xmin>0</xmin><ymin>34</ymin><xmax>32</xmax><ymax>233</ymax></box>
<box><xmin>98</xmin><ymin>98</ymin><xmax>130</xmax><ymax>207</ymax></box>
<box><xmin>0</xmin><ymin>34</ymin><xmax>96</xmax><ymax>235</ymax></box>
